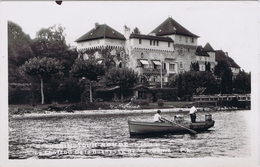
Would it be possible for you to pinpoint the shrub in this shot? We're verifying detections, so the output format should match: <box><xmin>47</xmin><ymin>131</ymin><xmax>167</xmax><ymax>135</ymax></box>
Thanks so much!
<box><xmin>157</xmin><ymin>99</ymin><xmax>164</xmax><ymax>107</ymax></box>
<box><xmin>132</xmin><ymin>99</ymin><xmax>149</xmax><ymax>106</ymax></box>
<box><xmin>9</xmin><ymin>87</ymin><xmax>30</xmax><ymax>104</ymax></box>
<box><xmin>68</xmin><ymin>102</ymin><xmax>97</xmax><ymax>110</ymax></box>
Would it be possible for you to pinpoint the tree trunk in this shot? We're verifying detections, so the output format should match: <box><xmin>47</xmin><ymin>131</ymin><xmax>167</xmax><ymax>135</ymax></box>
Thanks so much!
<box><xmin>89</xmin><ymin>80</ymin><xmax>93</xmax><ymax>103</ymax></box>
<box><xmin>40</xmin><ymin>77</ymin><xmax>44</xmax><ymax>104</ymax></box>
<box><xmin>120</xmin><ymin>87</ymin><xmax>124</xmax><ymax>102</ymax></box>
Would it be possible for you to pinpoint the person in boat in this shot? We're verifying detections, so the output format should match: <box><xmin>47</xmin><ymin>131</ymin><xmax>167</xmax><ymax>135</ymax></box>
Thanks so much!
<box><xmin>153</xmin><ymin>110</ymin><xmax>165</xmax><ymax>123</ymax></box>
<box><xmin>189</xmin><ymin>106</ymin><xmax>197</xmax><ymax>123</ymax></box>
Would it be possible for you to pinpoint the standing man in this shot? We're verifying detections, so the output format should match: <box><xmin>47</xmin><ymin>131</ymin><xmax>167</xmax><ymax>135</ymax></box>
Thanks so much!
<box><xmin>153</xmin><ymin>110</ymin><xmax>165</xmax><ymax>122</ymax></box>
<box><xmin>189</xmin><ymin>106</ymin><xmax>197</xmax><ymax>123</ymax></box>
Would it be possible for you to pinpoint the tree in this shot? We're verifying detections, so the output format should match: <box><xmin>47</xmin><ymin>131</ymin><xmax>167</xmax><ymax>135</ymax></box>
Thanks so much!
<box><xmin>190</xmin><ymin>62</ymin><xmax>199</xmax><ymax>71</ymax></box>
<box><xmin>31</xmin><ymin>24</ymin><xmax>68</xmax><ymax>57</ymax></box>
<box><xmin>105</xmin><ymin>68</ymin><xmax>139</xmax><ymax>102</ymax></box>
<box><xmin>233</xmin><ymin>70</ymin><xmax>251</xmax><ymax>93</ymax></box>
<box><xmin>71</xmin><ymin>58</ymin><xmax>105</xmax><ymax>103</ymax></box>
<box><xmin>20</xmin><ymin>57</ymin><xmax>64</xmax><ymax>104</ymax></box>
<box><xmin>30</xmin><ymin>25</ymin><xmax>78</xmax><ymax>77</ymax></box>
<box><xmin>132</xmin><ymin>27</ymin><xmax>141</xmax><ymax>34</ymax></box>
<box><xmin>169</xmin><ymin>71</ymin><xmax>220</xmax><ymax>97</ymax></box>
<box><xmin>205</xmin><ymin>62</ymin><xmax>211</xmax><ymax>72</ymax></box>
<box><xmin>214</xmin><ymin>61</ymin><xmax>233</xmax><ymax>94</ymax></box>
<box><xmin>8</xmin><ymin>21</ymin><xmax>34</xmax><ymax>82</ymax></box>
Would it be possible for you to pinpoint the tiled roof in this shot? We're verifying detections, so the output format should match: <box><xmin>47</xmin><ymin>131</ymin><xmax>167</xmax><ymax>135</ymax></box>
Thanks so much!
<box><xmin>75</xmin><ymin>24</ymin><xmax>126</xmax><ymax>42</ymax></box>
<box><xmin>204</xmin><ymin>43</ymin><xmax>215</xmax><ymax>52</ymax></box>
<box><xmin>215</xmin><ymin>50</ymin><xmax>240</xmax><ymax>68</ymax></box>
<box><xmin>195</xmin><ymin>46</ymin><xmax>209</xmax><ymax>57</ymax></box>
<box><xmin>150</xmin><ymin>17</ymin><xmax>199</xmax><ymax>37</ymax></box>
<box><xmin>130</xmin><ymin>33</ymin><xmax>173</xmax><ymax>42</ymax></box>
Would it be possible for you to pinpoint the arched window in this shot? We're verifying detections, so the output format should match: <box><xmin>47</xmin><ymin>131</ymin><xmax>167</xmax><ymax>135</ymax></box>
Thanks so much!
<box><xmin>119</xmin><ymin>62</ymin><xmax>122</xmax><ymax>68</ymax></box>
<box><xmin>141</xmin><ymin>52</ymin><xmax>144</xmax><ymax>58</ymax></box>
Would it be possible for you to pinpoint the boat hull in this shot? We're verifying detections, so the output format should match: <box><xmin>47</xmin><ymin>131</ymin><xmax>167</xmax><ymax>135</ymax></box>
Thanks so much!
<box><xmin>128</xmin><ymin>120</ymin><xmax>215</xmax><ymax>136</ymax></box>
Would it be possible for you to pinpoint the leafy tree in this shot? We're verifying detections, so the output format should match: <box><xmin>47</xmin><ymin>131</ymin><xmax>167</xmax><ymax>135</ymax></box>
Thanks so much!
<box><xmin>30</xmin><ymin>25</ymin><xmax>78</xmax><ymax>77</ymax></box>
<box><xmin>205</xmin><ymin>62</ymin><xmax>211</xmax><ymax>72</ymax></box>
<box><xmin>214</xmin><ymin>61</ymin><xmax>233</xmax><ymax>94</ymax></box>
<box><xmin>233</xmin><ymin>70</ymin><xmax>251</xmax><ymax>93</ymax></box>
<box><xmin>54</xmin><ymin>77</ymin><xmax>83</xmax><ymax>103</ymax></box>
<box><xmin>132</xmin><ymin>27</ymin><xmax>141</xmax><ymax>34</ymax></box>
<box><xmin>105</xmin><ymin>68</ymin><xmax>139</xmax><ymax>102</ymax></box>
<box><xmin>8</xmin><ymin>21</ymin><xmax>34</xmax><ymax>82</ymax></box>
<box><xmin>177</xmin><ymin>73</ymin><xmax>184</xmax><ymax>98</ymax></box>
<box><xmin>71</xmin><ymin>58</ymin><xmax>105</xmax><ymax>103</ymax></box>
<box><xmin>30</xmin><ymin>24</ymin><xmax>68</xmax><ymax>58</ymax></box>
<box><xmin>20</xmin><ymin>57</ymin><xmax>64</xmax><ymax>104</ymax></box>
<box><xmin>190</xmin><ymin>62</ymin><xmax>199</xmax><ymax>71</ymax></box>
<box><xmin>170</xmin><ymin>71</ymin><xmax>220</xmax><ymax>97</ymax></box>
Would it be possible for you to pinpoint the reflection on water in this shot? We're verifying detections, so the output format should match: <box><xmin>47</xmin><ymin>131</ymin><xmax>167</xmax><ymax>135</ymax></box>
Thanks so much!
<box><xmin>9</xmin><ymin>110</ymin><xmax>251</xmax><ymax>159</ymax></box>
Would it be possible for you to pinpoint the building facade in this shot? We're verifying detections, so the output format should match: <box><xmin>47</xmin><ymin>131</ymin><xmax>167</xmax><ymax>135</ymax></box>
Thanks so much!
<box><xmin>75</xmin><ymin>17</ymin><xmax>240</xmax><ymax>86</ymax></box>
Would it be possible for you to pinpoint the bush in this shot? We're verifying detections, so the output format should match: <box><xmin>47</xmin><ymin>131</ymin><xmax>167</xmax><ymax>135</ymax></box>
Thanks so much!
<box><xmin>9</xmin><ymin>87</ymin><xmax>30</xmax><ymax>104</ymax></box>
<box><xmin>132</xmin><ymin>99</ymin><xmax>149</xmax><ymax>106</ymax></box>
<box><xmin>69</xmin><ymin>102</ymin><xmax>91</xmax><ymax>110</ymax></box>
<box><xmin>157</xmin><ymin>99</ymin><xmax>164</xmax><ymax>107</ymax></box>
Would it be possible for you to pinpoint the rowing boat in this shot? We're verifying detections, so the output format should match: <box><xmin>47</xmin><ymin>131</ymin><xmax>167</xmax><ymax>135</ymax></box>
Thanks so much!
<box><xmin>128</xmin><ymin>114</ymin><xmax>215</xmax><ymax>136</ymax></box>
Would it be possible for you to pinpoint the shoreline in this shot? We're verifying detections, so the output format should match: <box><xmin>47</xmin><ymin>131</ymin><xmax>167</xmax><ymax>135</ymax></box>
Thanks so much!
<box><xmin>10</xmin><ymin>108</ymin><xmax>191</xmax><ymax>119</ymax></box>
<box><xmin>9</xmin><ymin>107</ymin><xmax>247</xmax><ymax>119</ymax></box>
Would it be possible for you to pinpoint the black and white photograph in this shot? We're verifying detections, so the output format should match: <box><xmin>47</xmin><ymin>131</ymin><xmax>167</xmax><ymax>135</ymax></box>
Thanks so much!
<box><xmin>0</xmin><ymin>1</ymin><xmax>259</xmax><ymax>167</ymax></box>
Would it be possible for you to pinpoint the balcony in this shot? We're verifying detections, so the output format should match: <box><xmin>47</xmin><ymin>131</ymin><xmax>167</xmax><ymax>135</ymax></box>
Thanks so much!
<box><xmin>139</xmin><ymin>68</ymin><xmax>167</xmax><ymax>76</ymax></box>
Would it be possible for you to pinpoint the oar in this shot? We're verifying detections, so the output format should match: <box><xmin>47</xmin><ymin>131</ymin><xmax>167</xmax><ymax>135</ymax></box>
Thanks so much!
<box><xmin>162</xmin><ymin>117</ymin><xmax>197</xmax><ymax>134</ymax></box>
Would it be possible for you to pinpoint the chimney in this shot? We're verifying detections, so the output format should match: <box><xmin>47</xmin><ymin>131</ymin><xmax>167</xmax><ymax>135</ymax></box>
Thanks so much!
<box><xmin>94</xmin><ymin>22</ymin><xmax>99</xmax><ymax>30</ymax></box>
<box><xmin>225</xmin><ymin>52</ymin><xmax>228</xmax><ymax>57</ymax></box>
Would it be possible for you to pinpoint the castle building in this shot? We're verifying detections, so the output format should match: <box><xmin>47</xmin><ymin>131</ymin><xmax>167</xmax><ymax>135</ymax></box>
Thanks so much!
<box><xmin>195</xmin><ymin>43</ymin><xmax>216</xmax><ymax>72</ymax></box>
<box><xmin>75</xmin><ymin>17</ymin><xmax>199</xmax><ymax>87</ymax></box>
<box><xmin>215</xmin><ymin>50</ymin><xmax>240</xmax><ymax>78</ymax></box>
<box><xmin>75</xmin><ymin>17</ymin><xmax>240</xmax><ymax>86</ymax></box>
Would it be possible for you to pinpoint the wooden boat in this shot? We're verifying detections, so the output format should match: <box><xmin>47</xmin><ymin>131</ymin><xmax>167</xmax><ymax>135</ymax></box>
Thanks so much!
<box><xmin>128</xmin><ymin>114</ymin><xmax>215</xmax><ymax>136</ymax></box>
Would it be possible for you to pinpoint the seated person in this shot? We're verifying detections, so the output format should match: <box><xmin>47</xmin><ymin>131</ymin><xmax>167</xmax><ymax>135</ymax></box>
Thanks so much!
<box><xmin>153</xmin><ymin>110</ymin><xmax>165</xmax><ymax>122</ymax></box>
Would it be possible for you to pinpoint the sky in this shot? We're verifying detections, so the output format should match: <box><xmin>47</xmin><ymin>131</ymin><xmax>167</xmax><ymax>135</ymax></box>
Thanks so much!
<box><xmin>1</xmin><ymin>1</ymin><xmax>259</xmax><ymax>73</ymax></box>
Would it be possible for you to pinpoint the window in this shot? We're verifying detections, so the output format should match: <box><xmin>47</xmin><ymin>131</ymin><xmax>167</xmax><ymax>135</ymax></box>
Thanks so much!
<box><xmin>191</xmin><ymin>38</ymin><xmax>194</xmax><ymax>43</ymax></box>
<box><xmin>185</xmin><ymin>37</ymin><xmax>188</xmax><ymax>43</ymax></box>
<box><xmin>153</xmin><ymin>76</ymin><xmax>157</xmax><ymax>82</ymax></box>
<box><xmin>119</xmin><ymin>62</ymin><xmax>122</xmax><ymax>68</ymax></box>
<box><xmin>200</xmin><ymin>65</ymin><xmax>205</xmax><ymax>71</ymax></box>
<box><xmin>140</xmin><ymin>76</ymin><xmax>144</xmax><ymax>83</ymax></box>
<box><xmin>152</xmin><ymin>60</ymin><xmax>162</xmax><ymax>69</ymax></box>
<box><xmin>157</xmin><ymin>41</ymin><xmax>159</xmax><ymax>46</ymax></box>
<box><xmin>180</xmin><ymin>61</ymin><xmax>183</xmax><ymax>69</ymax></box>
<box><xmin>139</xmin><ymin>38</ymin><xmax>142</xmax><ymax>44</ymax></box>
<box><xmin>178</xmin><ymin>48</ymin><xmax>184</xmax><ymax>56</ymax></box>
<box><xmin>169</xmin><ymin>63</ymin><xmax>175</xmax><ymax>71</ymax></box>
<box><xmin>179</xmin><ymin>36</ymin><xmax>182</xmax><ymax>42</ymax></box>
<box><xmin>153</xmin><ymin>40</ymin><xmax>156</xmax><ymax>45</ymax></box>
<box><xmin>150</xmin><ymin>40</ymin><xmax>152</xmax><ymax>45</ymax></box>
<box><xmin>168</xmin><ymin>42</ymin><xmax>171</xmax><ymax>47</ymax></box>
<box><xmin>139</xmin><ymin>60</ymin><xmax>149</xmax><ymax>68</ymax></box>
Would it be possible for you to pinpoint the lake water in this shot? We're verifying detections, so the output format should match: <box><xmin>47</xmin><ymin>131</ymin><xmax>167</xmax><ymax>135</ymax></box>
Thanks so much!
<box><xmin>8</xmin><ymin>110</ymin><xmax>251</xmax><ymax>159</ymax></box>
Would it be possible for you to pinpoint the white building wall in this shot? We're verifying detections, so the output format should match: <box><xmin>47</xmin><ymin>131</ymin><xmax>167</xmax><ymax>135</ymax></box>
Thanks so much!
<box><xmin>77</xmin><ymin>38</ymin><xmax>125</xmax><ymax>50</ymax></box>
<box><xmin>166</xmin><ymin>34</ymin><xmax>198</xmax><ymax>46</ymax></box>
<box><xmin>130</xmin><ymin>38</ymin><xmax>174</xmax><ymax>51</ymax></box>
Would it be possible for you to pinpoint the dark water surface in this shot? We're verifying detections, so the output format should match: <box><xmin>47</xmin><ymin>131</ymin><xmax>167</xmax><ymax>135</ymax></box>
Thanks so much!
<box><xmin>9</xmin><ymin>110</ymin><xmax>251</xmax><ymax>159</ymax></box>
